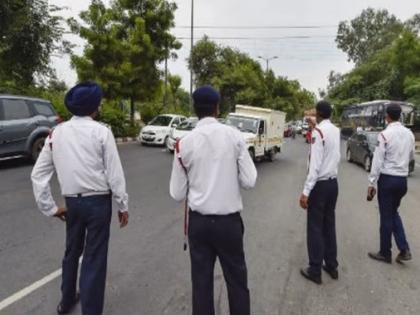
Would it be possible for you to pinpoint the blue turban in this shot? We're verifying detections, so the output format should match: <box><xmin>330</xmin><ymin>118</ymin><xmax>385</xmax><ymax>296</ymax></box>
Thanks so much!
<box><xmin>65</xmin><ymin>81</ymin><xmax>103</xmax><ymax>116</ymax></box>
<box><xmin>193</xmin><ymin>86</ymin><xmax>220</xmax><ymax>106</ymax></box>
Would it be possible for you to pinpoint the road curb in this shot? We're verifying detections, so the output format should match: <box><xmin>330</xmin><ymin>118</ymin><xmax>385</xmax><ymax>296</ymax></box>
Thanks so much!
<box><xmin>116</xmin><ymin>137</ymin><xmax>137</xmax><ymax>144</ymax></box>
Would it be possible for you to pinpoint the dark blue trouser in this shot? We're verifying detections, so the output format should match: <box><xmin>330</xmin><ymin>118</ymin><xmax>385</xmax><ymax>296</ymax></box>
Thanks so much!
<box><xmin>188</xmin><ymin>211</ymin><xmax>250</xmax><ymax>315</ymax></box>
<box><xmin>62</xmin><ymin>194</ymin><xmax>112</xmax><ymax>315</ymax></box>
<box><xmin>307</xmin><ymin>179</ymin><xmax>339</xmax><ymax>276</ymax></box>
<box><xmin>378</xmin><ymin>174</ymin><xmax>409</xmax><ymax>258</ymax></box>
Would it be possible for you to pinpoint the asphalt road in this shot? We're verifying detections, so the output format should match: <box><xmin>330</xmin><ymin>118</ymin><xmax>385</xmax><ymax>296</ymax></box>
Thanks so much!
<box><xmin>1</xmin><ymin>138</ymin><xmax>420</xmax><ymax>315</ymax></box>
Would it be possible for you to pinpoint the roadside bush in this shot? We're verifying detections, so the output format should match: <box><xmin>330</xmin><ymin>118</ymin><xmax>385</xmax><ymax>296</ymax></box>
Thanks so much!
<box><xmin>139</xmin><ymin>102</ymin><xmax>163</xmax><ymax>124</ymax></box>
<box><xmin>101</xmin><ymin>102</ymin><xmax>127</xmax><ymax>137</ymax></box>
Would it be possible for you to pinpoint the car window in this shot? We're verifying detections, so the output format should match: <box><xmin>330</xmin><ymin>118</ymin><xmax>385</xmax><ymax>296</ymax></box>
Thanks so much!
<box><xmin>172</xmin><ymin>117</ymin><xmax>180</xmax><ymax>126</ymax></box>
<box><xmin>149</xmin><ymin>115</ymin><xmax>173</xmax><ymax>126</ymax></box>
<box><xmin>357</xmin><ymin>134</ymin><xmax>366</xmax><ymax>142</ymax></box>
<box><xmin>33</xmin><ymin>101</ymin><xmax>55</xmax><ymax>117</ymax></box>
<box><xmin>1</xmin><ymin>99</ymin><xmax>32</xmax><ymax>120</ymax></box>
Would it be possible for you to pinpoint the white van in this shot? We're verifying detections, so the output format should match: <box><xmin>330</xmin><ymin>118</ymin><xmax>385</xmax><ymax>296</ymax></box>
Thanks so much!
<box><xmin>138</xmin><ymin>114</ymin><xmax>186</xmax><ymax>146</ymax></box>
<box><xmin>226</xmin><ymin>105</ymin><xmax>286</xmax><ymax>161</ymax></box>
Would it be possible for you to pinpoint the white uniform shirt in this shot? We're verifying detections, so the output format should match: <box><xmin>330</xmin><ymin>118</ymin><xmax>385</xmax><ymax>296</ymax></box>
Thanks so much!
<box><xmin>303</xmin><ymin>119</ymin><xmax>341</xmax><ymax>196</ymax></box>
<box><xmin>369</xmin><ymin>122</ymin><xmax>415</xmax><ymax>186</ymax></box>
<box><xmin>169</xmin><ymin>117</ymin><xmax>257</xmax><ymax>215</ymax></box>
<box><xmin>31</xmin><ymin>116</ymin><xmax>129</xmax><ymax>216</ymax></box>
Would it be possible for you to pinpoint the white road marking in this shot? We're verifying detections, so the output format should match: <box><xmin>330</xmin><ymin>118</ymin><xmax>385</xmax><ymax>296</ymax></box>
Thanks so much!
<box><xmin>0</xmin><ymin>257</ymin><xmax>82</xmax><ymax>312</ymax></box>
<box><xmin>0</xmin><ymin>268</ymin><xmax>62</xmax><ymax>311</ymax></box>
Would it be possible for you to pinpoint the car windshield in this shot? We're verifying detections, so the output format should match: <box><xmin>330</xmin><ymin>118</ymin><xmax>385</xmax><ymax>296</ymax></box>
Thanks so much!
<box><xmin>149</xmin><ymin>115</ymin><xmax>173</xmax><ymax>126</ymax></box>
<box><xmin>177</xmin><ymin>118</ymin><xmax>198</xmax><ymax>131</ymax></box>
<box><xmin>226</xmin><ymin>115</ymin><xmax>259</xmax><ymax>133</ymax></box>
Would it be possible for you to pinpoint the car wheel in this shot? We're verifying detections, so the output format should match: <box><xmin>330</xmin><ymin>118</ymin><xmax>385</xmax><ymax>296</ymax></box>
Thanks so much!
<box><xmin>267</xmin><ymin>149</ymin><xmax>276</xmax><ymax>162</ymax></box>
<box><xmin>346</xmin><ymin>149</ymin><xmax>353</xmax><ymax>162</ymax></box>
<box><xmin>364</xmin><ymin>156</ymin><xmax>372</xmax><ymax>172</ymax></box>
<box><xmin>248</xmin><ymin>148</ymin><xmax>255</xmax><ymax>162</ymax></box>
<box><xmin>31</xmin><ymin>137</ymin><xmax>46</xmax><ymax>161</ymax></box>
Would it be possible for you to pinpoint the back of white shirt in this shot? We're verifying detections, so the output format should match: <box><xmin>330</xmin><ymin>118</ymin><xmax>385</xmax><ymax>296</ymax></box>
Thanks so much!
<box><xmin>369</xmin><ymin>122</ymin><xmax>415</xmax><ymax>185</ymax></box>
<box><xmin>169</xmin><ymin>117</ymin><xmax>257</xmax><ymax>215</ymax></box>
<box><xmin>31</xmin><ymin>116</ymin><xmax>128</xmax><ymax>216</ymax></box>
<box><xmin>303</xmin><ymin>119</ymin><xmax>341</xmax><ymax>196</ymax></box>
<box><xmin>52</xmin><ymin>117</ymin><xmax>110</xmax><ymax>194</ymax></box>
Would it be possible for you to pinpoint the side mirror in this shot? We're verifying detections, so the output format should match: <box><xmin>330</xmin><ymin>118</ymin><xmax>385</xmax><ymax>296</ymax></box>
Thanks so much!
<box><xmin>171</xmin><ymin>124</ymin><xmax>178</xmax><ymax>128</ymax></box>
<box><xmin>258</xmin><ymin>126</ymin><xmax>264</xmax><ymax>135</ymax></box>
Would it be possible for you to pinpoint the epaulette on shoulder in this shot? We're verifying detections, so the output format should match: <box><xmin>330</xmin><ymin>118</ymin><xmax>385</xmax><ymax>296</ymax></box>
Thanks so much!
<box><xmin>379</xmin><ymin>132</ymin><xmax>387</xmax><ymax>143</ymax></box>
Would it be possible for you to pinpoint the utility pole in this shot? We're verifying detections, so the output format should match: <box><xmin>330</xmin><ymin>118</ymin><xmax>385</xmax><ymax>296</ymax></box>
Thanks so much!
<box><xmin>189</xmin><ymin>0</ymin><xmax>194</xmax><ymax>112</ymax></box>
<box><xmin>163</xmin><ymin>1</ymin><xmax>168</xmax><ymax>109</ymax></box>
<box><xmin>258</xmin><ymin>55</ymin><xmax>278</xmax><ymax>72</ymax></box>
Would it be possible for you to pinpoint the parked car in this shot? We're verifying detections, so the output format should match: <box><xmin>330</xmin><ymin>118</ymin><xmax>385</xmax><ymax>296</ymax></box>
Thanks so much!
<box><xmin>138</xmin><ymin>114</ymin><xmax>187</xmax><ymax>146</ymax></box>
<box><xmin>346</xmin><ymin>131</ymin><xmax>415</xmax><ymax>173</ymax></box>
<box><xmin>0</xmin><ymin>95</ymin><xmax>61</xmax><ymax>161</ymax></box>
<box><xmin>166</xmin><ymin>117</ymin><xmax>198</xmax><ymax>152</ymax></box>
<box><xmin>284</xmin><ymin>124</ymin><xmax>293</xmax><ymax>138</ymax></box>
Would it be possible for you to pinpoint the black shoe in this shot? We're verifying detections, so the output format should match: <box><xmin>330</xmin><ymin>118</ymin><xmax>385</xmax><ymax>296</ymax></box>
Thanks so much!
<box><xmin>322</xmin><ymin>265</ymin><xmax>338</xmax><ymax>280</ymax></box>
<box><xmin>368</xmin><ymin>252</ymin><xmax>392</xmax><ymax>264</ymax></box>
<box><xmin>57</xmin><ymin>293</ymin><xmax>80</xmax><ymax>314</ymax></box>
<box><xmin>300</xmin><ymin>268</ymin><xmax>322</xmax><ymax>285</ymax></box>
<box><xmin>396</xmin><ymin>250</ymin><xmax>412</xmax><ymax>263</ymax></box>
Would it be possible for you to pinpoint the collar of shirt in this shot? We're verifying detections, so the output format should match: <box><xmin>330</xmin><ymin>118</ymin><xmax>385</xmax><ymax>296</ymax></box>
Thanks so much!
<box><xmin>387</xmin><ymin>121</ymin><xmax>402</xmax><ymax>128</ymax></box>
<box><xmin>196</xmin><ymin>117</ymin><xmax>218</xmax><ymax>128</ymax></box>
<box><xmin>70</xmin><ymin>116</ymin><xmax>94</xmax><ymax>122</ymax></box>
<box><xmin>318</xmin><ymin>119</ymin><xmax>331</xmax><ymax>127</ymax></box>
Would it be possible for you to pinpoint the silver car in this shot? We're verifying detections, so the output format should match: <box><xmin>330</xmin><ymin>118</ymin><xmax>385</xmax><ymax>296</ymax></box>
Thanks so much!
<box><xmin>0</xmin><ymin>95</ymin><xmax>60</xmax><ymax>161</ymax></box>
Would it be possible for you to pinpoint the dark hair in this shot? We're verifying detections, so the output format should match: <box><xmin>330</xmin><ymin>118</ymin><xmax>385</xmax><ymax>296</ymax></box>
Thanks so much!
<box><xmin>316</xmin><ymin>100</ymin><xmax>332</xmax><ymax>119</ymax></box>
<box><xmin>386</xmin><ymin>103</ymin><xmax>402</xmax><ymax>121</ymax></box>
<box><xmin>194</xmin><ymin>103</ymin><xmax>217</xmax><ymax>119</ymax></box>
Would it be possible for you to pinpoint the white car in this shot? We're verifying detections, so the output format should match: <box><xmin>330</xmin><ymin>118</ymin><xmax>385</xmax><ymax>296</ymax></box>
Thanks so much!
<box><xmin>138</xmin><ymin>114</ymin><xmax>187</xmax><ymax>146</ymax></box>
<box><xmin>166</xmin><ymin>117</ymin><xmax>198</xmax><ymax>152</ymax></box>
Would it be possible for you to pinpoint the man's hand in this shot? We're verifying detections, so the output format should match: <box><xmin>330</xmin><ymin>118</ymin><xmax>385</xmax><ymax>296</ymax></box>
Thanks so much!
<box><xmin>367</xmin><ymin>186</ymin><xmax>377</xmax><ymax>201</ymax></box>
<box><xmin>54</xmin><ymin>207</ymin><xmax>67</xmax><ymax>222</ymax></box>
<box><xmin>118</xmin><ymin>211</ymin><xmax>129</xmax><ymax>228</ymax></box>
<box><xmin>299</xmin><ymin>194</ymin><xmax>309</xmax><ymax>210</ymax></box>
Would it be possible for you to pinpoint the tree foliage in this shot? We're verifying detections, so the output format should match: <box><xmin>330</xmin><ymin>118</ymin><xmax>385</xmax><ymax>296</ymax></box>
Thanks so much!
<box><xmin>0</xmin><ymin>0</ymin><xmax>70</xmax><ymax>89</ymax></box>
<box><xmin>336</xmin><ymin>8</ymin><xmax>404</xmax><ymax>65</ymax></box>
<box><xmin>69</xmin><ymin>0</ymin><xmax>181</xmax><ymax>121</ymax></box>
<box><xmin>188</xmin><ymin>37</ymin><xmax>315</xmax><ymax>119</ymax></box>
<box><xmin>328</xmin><ymin>28</ymin><xmax>420</xmax><ymax>114</ymax></box>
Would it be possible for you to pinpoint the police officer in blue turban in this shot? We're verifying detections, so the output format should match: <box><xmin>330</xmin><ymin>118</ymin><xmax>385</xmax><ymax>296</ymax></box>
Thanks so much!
<box><xmin>31</xmin><ymin>81</ymin><xmax>129</xmax><ymax>314</ymax></box>
<box><xmin>170</xmin><ymin>86</ymin><xmax>257</xmax><ymax>315</ymax></box>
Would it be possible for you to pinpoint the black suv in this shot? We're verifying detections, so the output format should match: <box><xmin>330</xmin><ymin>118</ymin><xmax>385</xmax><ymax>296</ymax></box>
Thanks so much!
<box><xmin>0</xmin><ymin>95</ymin><xmax>60</xmax><ymax>161</ymax></box>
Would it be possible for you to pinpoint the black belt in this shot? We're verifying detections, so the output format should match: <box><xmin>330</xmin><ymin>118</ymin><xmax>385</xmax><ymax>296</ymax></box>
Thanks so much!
<box><xmin>189</xmin><ymin>209</ymin><xmax>240</xmax><ymax>218</ymax></box>
<box><xmin>317</xmin><ymin>177</ymin><xmax>337</xmax><ymax>182</ymax></box>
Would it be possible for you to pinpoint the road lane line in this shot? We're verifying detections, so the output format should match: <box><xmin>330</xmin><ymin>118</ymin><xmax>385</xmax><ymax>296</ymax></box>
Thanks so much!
<box><xmin>0</xmin><ymin>268</ymin><xmax>62</xmax><ymax>311</ymax></box>
<box><xmin>0</xmin><ymin>257</ymin><xmax>82</xmax><ymax>312</ymax></box>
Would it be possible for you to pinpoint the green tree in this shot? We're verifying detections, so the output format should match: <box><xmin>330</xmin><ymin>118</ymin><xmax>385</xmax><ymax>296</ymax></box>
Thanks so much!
<box><xmin>328</xmin><ymin>30</ymin><xmax>420</xmax><ymax>114</ymax></box>
<box><xmin>188</xmin><ymin>37</ymin><xmax>315</xmax><ymax>119</ymax></box>
<box><xmin>69</xmin><ymin>0</ymin><xmax>181</xmax><ymax>122</ymax></box>
<box><xmin>336</xmin><ymin>8</ymin><xmax>404</xmax><ymax>64</ymax></box>
<box><xmin>0</xmin><ymin>0</ymin><xmax>70</xmax><ymax>89</ymax></box>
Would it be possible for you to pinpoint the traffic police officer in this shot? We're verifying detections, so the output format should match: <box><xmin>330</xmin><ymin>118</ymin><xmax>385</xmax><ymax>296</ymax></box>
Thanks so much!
<box><xmin>367</xmin><ymin>103</ymin><xmax>415</xmax><ymax>264</ymax></box>
<box><xmin>299</xmin><ymin>100</ymin><xmax>341</xmax><ymax>284</ymax></box>
<box><xmin>31</xmin><ymin>81</ymin><xmax>129</xmax><ymax>315</ymax></box>
<box><xmin>170</xmin><ymin>86</ymin><xmax>257</xmax><ymax>315</ymax></box>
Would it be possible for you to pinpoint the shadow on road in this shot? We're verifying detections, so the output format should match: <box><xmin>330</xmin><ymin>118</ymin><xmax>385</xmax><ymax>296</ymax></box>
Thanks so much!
<box><xmin>0</xmin><ymin>157</ymin><xmax>33</xmax><ymax>170</ymax></box>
